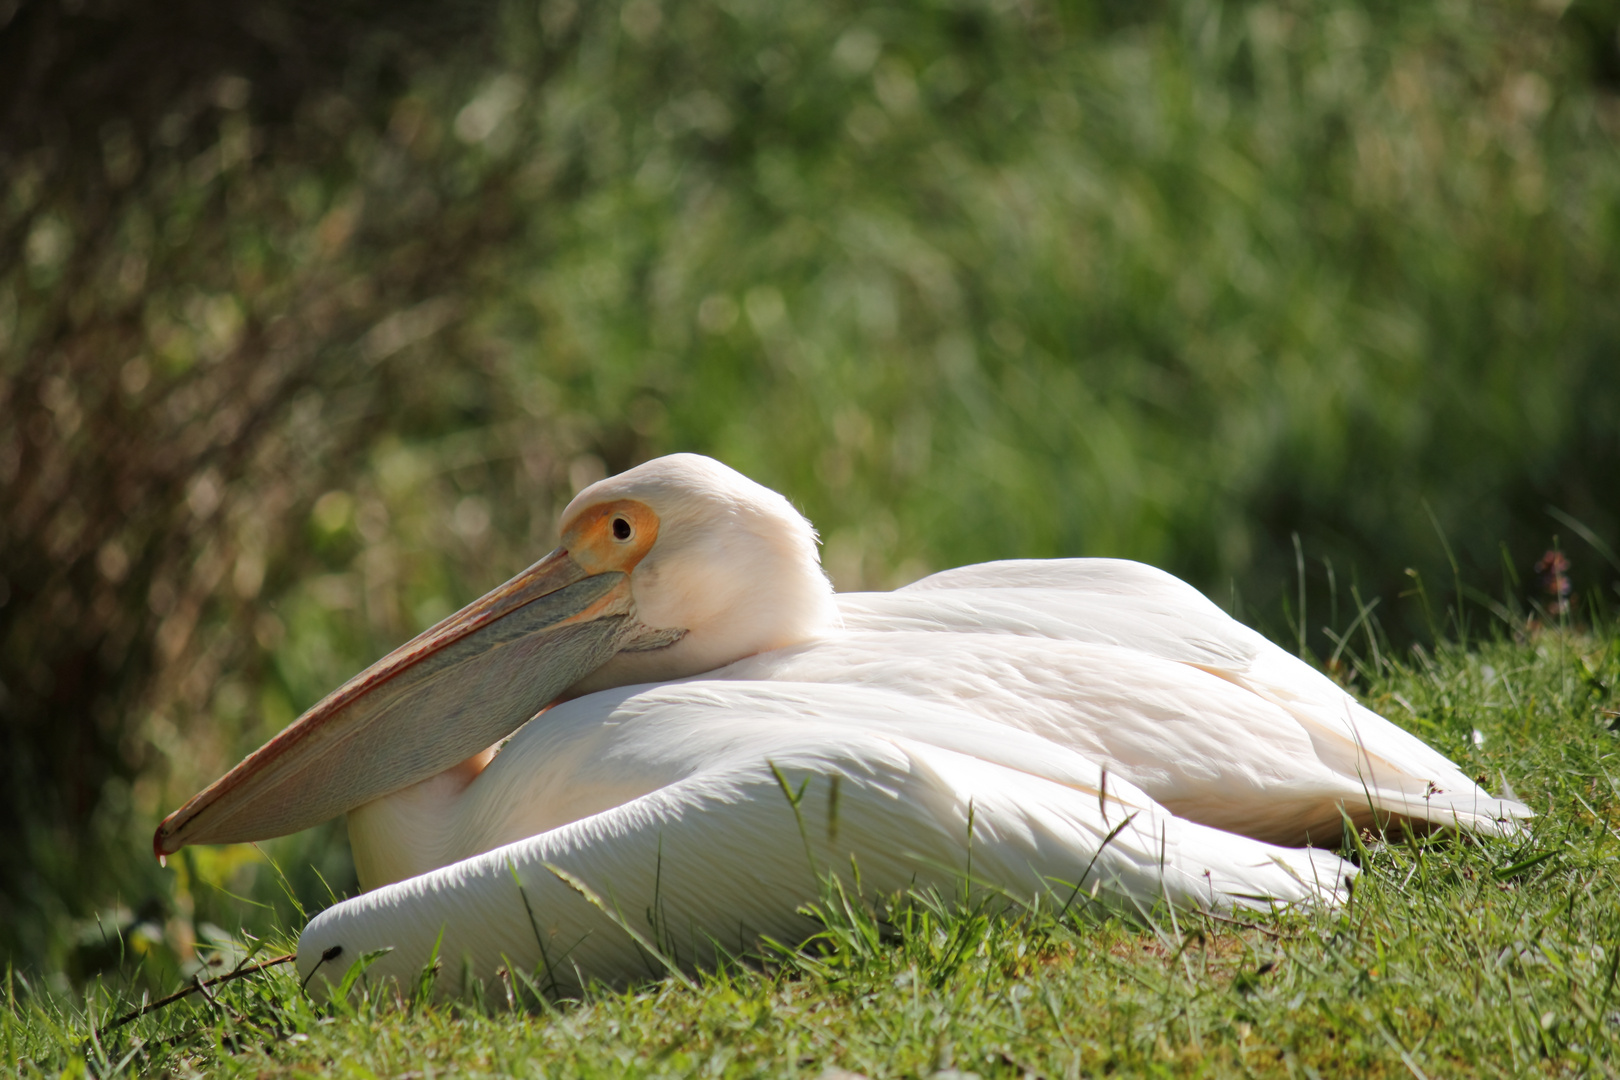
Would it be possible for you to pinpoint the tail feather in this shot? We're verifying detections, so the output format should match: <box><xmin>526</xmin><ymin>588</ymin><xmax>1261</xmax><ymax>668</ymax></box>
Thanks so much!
<box><xmin>1364</xmin><ymin>786</ymin><xmax>1533</xmax><ymax>838</ymax></box>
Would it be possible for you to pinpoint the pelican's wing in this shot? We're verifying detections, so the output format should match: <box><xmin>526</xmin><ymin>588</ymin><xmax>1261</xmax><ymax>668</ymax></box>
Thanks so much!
<box><xmin>724</xmin><ymin>633</ymin><xmax>1525</xmax><ymax>842</ymax></box>
<box><xmin>842</xmin><ymin>558</ymin><xmax>1256</xmax><ymax>668</ymax></box>
<box><xmin>299</xmin><ymin>681</ymin><xmax>1350</xmax><ymax>996</ymax></box>
<box><xmin>837</xmin><ymin>559</ymin><xmax>1532</xmax><ymax>834</ymax></box>
<box><xmin>902</xmin><ymin>556</ymin><xmax>1226</xmax><ymax>599</ymax></box>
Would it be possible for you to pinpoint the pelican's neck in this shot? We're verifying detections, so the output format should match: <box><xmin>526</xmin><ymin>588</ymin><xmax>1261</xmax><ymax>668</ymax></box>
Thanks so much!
<box><xmin>345</xmin><ymin>512</ymin><xmax>838</xmax><ymax>890</ymax></box>
<box><xmin>347</xmin><ymin>747</ymin><xmax>493</xmax><ymax>890</ymax></box>
<box><xmin>347</xmin><ymin>454</ymin><xmax>841</xmax><ymax>888</ymax></box>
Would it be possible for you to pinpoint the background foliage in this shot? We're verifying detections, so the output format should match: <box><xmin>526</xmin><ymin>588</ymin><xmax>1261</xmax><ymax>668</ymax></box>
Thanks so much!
<box><xmin>1</xmin><ymin>0</ymin><xmax>1618</xmax><ymax>981</ymax></box>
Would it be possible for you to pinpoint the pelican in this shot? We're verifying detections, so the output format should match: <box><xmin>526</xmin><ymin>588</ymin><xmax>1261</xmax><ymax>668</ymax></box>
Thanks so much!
<box><xmin>154</xmin><ymin>454</ymin><xmax>1529</xmax><ymax>995</ymax></box>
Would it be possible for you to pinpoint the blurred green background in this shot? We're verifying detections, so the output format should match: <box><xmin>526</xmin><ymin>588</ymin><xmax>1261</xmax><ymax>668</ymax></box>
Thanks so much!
<box><xmin>2</xmin><ymin>0</ymin><xmax>1617</xmax><ymax>986</ymax></box>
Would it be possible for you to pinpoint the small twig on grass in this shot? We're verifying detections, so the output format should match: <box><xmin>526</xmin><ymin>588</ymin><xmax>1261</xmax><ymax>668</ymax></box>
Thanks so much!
<box><xmin>101</xmin><ymin>953</ymin><xmax>296</xmax><ymax>1033</ymax></box>
<box><xmin>1196</xmin><ymin>909</ymin><xmax>1283</xmax><ymax>940</ymax></box>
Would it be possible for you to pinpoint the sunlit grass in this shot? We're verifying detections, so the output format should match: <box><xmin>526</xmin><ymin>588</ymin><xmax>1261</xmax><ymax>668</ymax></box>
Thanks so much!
<box><xmin>9</xmin><ymin>621</ymin><xmax>1618</xmax><ymax>1077</ymax></box>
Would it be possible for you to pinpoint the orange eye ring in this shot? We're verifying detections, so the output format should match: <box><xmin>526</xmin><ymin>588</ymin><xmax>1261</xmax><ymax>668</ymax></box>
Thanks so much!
<box><xmin>562</xmin><ymin>499</ymin><xmax>659</xmax><ymax>575</ymax></box>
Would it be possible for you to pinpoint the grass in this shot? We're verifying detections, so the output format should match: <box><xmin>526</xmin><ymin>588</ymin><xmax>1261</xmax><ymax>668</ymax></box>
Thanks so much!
<box><xmin>7</xmin><ymin>618</ymin><xmax>1619</xmax><ymax>1077</ymax></box>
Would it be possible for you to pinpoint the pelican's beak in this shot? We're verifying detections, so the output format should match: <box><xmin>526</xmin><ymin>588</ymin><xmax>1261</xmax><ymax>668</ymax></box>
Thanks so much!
<box><xmin>154</xmin><ymin>548</ymin><xmax>634</xmax><ymax>858</ymax></box>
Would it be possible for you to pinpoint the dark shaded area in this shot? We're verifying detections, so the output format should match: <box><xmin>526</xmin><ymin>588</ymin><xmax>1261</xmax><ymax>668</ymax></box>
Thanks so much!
<box><xmin>0</xmin><ymin>0</ymin><xmax>509</xmax><ymax>972</ymax></box>
<box><xmin>1566</xmin><ymin>0</ymin><xmax>1620</xmax><ymax>90</ymax></box>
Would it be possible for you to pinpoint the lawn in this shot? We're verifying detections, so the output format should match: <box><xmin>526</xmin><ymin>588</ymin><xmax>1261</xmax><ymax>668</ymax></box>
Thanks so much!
<box><xmin>8</xmin><ymin>620</ymin><xmax>1618</xmax><ymax>1077</ymax></box>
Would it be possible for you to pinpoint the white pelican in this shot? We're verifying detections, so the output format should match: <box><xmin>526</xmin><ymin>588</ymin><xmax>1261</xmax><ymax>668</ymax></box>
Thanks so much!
<box><xmin>154</xmin><ymin>454</ymin><xmax>1528</xmax><ymax>995</ymax></box>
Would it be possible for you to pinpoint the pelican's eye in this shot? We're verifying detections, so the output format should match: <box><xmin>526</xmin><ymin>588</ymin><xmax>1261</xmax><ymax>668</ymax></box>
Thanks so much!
<box><xmin>612</xmin><ymin>516</ymin><xmax>633</xmax><ymax>541</ymax></box>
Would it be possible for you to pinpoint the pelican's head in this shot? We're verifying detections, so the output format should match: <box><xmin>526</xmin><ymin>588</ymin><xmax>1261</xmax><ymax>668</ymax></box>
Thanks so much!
<box><xmin>153</xmin><ymin>454</ymin><xmax>836</xmax><ymax>857</ymax></box>
<box><xmin>559</xmin><ymin>453</ymin><xmax>837</xmax><ymax>692</ymax></box>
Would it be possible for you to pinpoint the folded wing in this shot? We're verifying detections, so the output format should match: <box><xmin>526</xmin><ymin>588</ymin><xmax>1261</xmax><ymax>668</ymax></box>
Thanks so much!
<box><xmin>832</xmin><ymin>558</ymin><xmax>1530</xmax><ymax>841</ymax></box>
<box><xmin>299</xmin><ymin>681</ymin><xmax>1352</xmax><ymax>996</ymax></box>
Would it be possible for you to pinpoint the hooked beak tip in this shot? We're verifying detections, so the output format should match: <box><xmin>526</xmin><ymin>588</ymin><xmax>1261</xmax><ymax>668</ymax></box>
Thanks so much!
<box><xmin>153</xmin><ymin>816</ymin><xmax>181</xmax><ymax>861</ymax></box>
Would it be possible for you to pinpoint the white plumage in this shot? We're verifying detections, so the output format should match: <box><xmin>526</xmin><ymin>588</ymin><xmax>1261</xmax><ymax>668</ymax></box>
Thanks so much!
<box><xmin>153</xmin><ymin>454</ymin><xmax>1529</xmax><ymax>997</ymax></box>
<box><xmin>309</xmin><ymin>681</ymin><xmax>1352</xmax><ymax>992</ymax></box>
